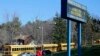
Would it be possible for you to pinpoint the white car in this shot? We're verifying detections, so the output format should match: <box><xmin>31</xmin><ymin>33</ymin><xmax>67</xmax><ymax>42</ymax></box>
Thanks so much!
<box><xmin>19</xmin><ymin>52</ymin><xmax>36</xmax><ymax>56</ymax></box>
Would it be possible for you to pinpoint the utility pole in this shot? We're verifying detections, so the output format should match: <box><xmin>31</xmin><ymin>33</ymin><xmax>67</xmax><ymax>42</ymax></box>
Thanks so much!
<box><xmin>39</xmin><ymin>26</ymin><xmax>44</xmax><ymax>50</ymax></box>
<box><xmin>41</xmin><ymin>26</ymin><xmax>43</xmax><ymax>46</ymax></box>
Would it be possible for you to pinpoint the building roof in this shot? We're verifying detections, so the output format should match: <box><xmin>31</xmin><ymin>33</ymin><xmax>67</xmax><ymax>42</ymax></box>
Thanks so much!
<box><xmin>14</xmin><ymin>35</ymin><xmax>31</xmax><ymax>40</ymax></box>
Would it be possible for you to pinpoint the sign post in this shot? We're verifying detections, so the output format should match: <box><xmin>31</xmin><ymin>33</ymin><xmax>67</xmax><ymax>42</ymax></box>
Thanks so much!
<box><xmin>77</xmin><ymin>23</ymin><xmax>82</xmax><ymax>56</ymax></box>
<box><xmin>67</xmin><ymin>19</ymin><xmax>72</xmax><ymax>56</ymax></box>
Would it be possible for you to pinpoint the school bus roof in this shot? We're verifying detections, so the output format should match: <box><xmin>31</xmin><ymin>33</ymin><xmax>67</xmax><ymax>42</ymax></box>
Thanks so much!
<box><xmin>61</xmin><ymin>43</ymin><xmax>75</xmax><ymax>45</ymax></box>
<box><xmin>43</xmin><ymin>44</ymin><xmax>58</xmax><ymax>47</ymax></box>
<box><xmin>4</xmin><ymin>45</ymin><xmax>37</xmax><ymax>48</ymax></box>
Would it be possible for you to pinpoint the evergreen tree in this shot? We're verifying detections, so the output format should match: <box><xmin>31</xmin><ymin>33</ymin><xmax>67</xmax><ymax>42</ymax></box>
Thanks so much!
<box><xmin>52</xmin><ymin>14</ymin><xmax>66</xmax><ymax>44</ymax></box>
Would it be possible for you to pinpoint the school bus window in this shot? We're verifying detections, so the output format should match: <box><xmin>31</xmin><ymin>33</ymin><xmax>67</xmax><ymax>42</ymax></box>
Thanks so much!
<box><xmin>30</xmin><ymin>48</ymin><xmax>32</xmax><ymax>50</ymax></box>
<box><xmin>21</xmin><ymin>48</ymin><xmax>23</xmax><ymax>51</ymax></box>
<box><xmin>12</xmin><ymin>48</ymin><xmax>14</xmax><ymax>51</ymax></box>
<box><xmin>25</xmin><ymin>48</ymin><xmax>27</xmax><ymax>50</ymax></box>
<box><xmin>27</xmin><ymin>48</ymin><xmax>28</xmax><ymax>50</ymax></box>
<box><xmin>24</xmin><ymin>48</ymin><xmax>26</xmax><ymax>50</ymax></box>
<box><xmin>18</xmin><ymin>48</ymin><xmax>19</xmax><ymax>51</ymax></box>
<box><xmin>15</xmin><ymin>48</ymin><xmax>17</xmax><ymax>51</ymax></box>
<box><xmin>14</xmin><ymin>48</ymin><xmax>15</xmax><ymax>51</ymax></box>
<box><xmin>22</xmin><ymin>48</ymin><xmax>24</xmax><ymax>50</ymax></box>
<box><xmin>17</xmin><ymin>48</ymin><xmax>18</xmax><ymax>51</ymax></box>
<box><xmin>28</xmin><ymin>48</ymin><xmax>30</xmax><ymax>50</ymax></box>
<box><xmin>29</xmin><ymin>48</ymin><xmax>31</xmax><ymax>50</ymax></box>
<box><xmin>32</xmin><ymin>47</ymin><xmax>34</xmax><ymax>50</ymax></box>
<box><xmin>26</xmin><ymin>48</ymin><xmax>28</xmax><ymax>50</ymax></box>
<box><xmin>5</xmin><ymin>48</ymin><xmax>9</xmax><ymax>51</ymax></box>
<box><xmin>29</xmin><ymin>48</ymin><xmax>30</xmax><ymax>50</ymax></box>
<box><xmin>26</xmin><ymin>48</ymin><xmax>27</xmax><ymax>50</ymax></box>
<box><xmin>20</xmin><ymin>48</ymin><xmax>22</xmax><ymax>51</ymax></box>
<box><xmin>16</xmin><ymin>48</ymin><xmax>18</xmax><ymax>51</ymax></box>
<box><xmin>22</xmin><ymin>48</ymin><xmax>24</xmax><ymax>51</ymax></box>
<box><xmin>5</xmin><ymin>52</ymin><xmax>9</xmax><ymax>54</ymax></box>
<box><xmin>14</xmin><ymin>48</ymin><xmax>16</xmax><ymax>51</ymax></box>
<box><xmin>19</xmin><ymin>48</ymin><xmax>20</xmax><ymax>51</ymax></box>
<box><xmin>20</xmin><ymin>48</ymin><xmax>21</xmax><ymax>51</ymax></box>
<box><xmin>18</xmin><ymin>48</ymin><xmax>20</xmax><ymax>51</ymax></box>
<box><xmin>63</xmin><ymin>45</ymin><xmax>66</xmax><ymax>47</ymax></box>
<box><xmin>27</xmin><ymin>48</ymin><xmax>29</xmax><ymax>50</ymax></box>
<box><xmin>30</xmin><ymin>47</ymin><xmax>32</xmax><ymax>50</ymax></box>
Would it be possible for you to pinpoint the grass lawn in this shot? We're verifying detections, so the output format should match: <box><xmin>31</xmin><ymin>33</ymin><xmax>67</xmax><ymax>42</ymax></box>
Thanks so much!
<box><xmin>45</xmin><ymin>45</ymin><xmax>100</xmax><ymax>56</ymax></box>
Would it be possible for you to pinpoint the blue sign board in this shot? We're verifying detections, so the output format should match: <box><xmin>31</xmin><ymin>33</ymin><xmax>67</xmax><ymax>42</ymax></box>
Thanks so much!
<box><xmin>61</xmin><ymin>0</ymin><xmax>87</xmax><ymax>23</ymax></box>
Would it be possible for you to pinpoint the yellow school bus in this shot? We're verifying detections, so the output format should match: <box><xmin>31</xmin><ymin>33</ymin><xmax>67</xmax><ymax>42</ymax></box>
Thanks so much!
<box><xmin>2</xmin><ymin>45</ymin><xmax>37</xmax><ymax>56</ymax></box>
<box><xmin>2</xmin><ymin>43</ymin><xmax>75</xmax><ymax>56</ymax></box>
<box><xmin>43</xmin><ymin>43</ymin><xmax>75</xmax><ymax>52</ymax></box>
<box><xmin>43</xmin><ymin>44</ymin><xmax>58</xmax><ymax>52</ymax></box>
<box><xmin>60</xmin><ymin>43</ymin><xmax>75</xmax><ymax>50</ymax></box>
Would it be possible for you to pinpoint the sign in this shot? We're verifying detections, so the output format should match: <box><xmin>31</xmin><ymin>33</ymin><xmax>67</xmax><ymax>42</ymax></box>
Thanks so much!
<box><xmin>70</xmin><ymin>7</ymin><xmax>82</xmax><ymax>18</ymax></box>
<box><xmin>61</xmin><ymin>0</ymin><xmax>87</xmax><ymax>56</ymax></box>
<box><xmin>61</xmin><ymin>0</ymin><xmax>87</xmax><ymax>23</ymax></box>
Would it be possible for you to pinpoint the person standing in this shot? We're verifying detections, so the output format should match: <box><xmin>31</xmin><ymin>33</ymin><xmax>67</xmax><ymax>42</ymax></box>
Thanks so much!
<box><xmin>36</xmin><ymin>47</ymin><xmax>43</xmax><ymax>56</ymax></box>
